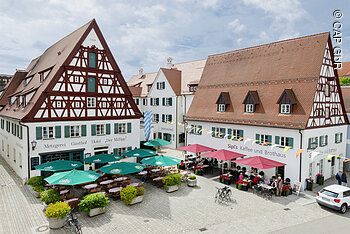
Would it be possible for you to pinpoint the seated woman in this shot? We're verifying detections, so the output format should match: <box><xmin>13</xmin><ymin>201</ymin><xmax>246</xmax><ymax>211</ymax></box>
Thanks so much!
<box><xmin>263</xmin><ymin>177</ymin><xmax>270</xmax><ymax>185</ymax></box>
<box><xmin>236</xmin><ymin>173</ymin><xmax>244</xmax><ymax>184</ymax></box>
<box><xmin>249</xmin><ymin>174</ymin><xmax>259</xmax><ymax>188</ymax></box>
<box><xmin>270</xmin><ymin>179</ymin><xmax>277</xmax><ymax>194</ymax></box>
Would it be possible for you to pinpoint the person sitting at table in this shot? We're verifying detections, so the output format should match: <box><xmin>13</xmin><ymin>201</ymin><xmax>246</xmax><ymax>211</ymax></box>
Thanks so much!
<box><xmin>249</xmin><ymin>173</ymin><xmax>259</xmax><ymax>188</ymax></box>
<box><xmin>259</xmin><ymin>171</ymin><xmax>265</xmax><ymax>177</ymax></box>
<box><xmin>236</xmin><ymin>172</ymin><xmax>244</xmax><ymax>184</ymax></box>
<box><xmin>263</xmin><ymin>177</ymin><xmax>270</xmax><ymax>185</ymax></box>
<box><xmin>270</xmin><ymin>179</ymin><xmax>277</xmax><ymax>194</ymax></box>
<box><xmin>179</xmin><ymin>160</ymin><xmax>186</xmax><ymax>170</ymax></box>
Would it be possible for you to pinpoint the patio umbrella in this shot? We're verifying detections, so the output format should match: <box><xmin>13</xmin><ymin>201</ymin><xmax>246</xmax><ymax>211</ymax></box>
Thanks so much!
<box><xmin>122</xmin><ymin>148</ymin><xmax>157</xmax><ymax>158</ymax></box>
<box><xmin>177</xmin><ymin>144</ymin><xmax>215</xmax><ymax>154</ymax></box>
<box><xmin>141</xmin><ymin>155</ymin><xmax>181</xmax><ymax>166</ymax></box>
<box><xmin>99</xmin><ymin>162</ymin><xmax>145</xmax><ymax>175</ymax></box>
<box><xmin>201</xmin><ymin>149</ymin><xmax>245</xmax><ymax>161</ymax></box>
<box><xmin>44</xmin><ymin>169</ymin><xmax>101</xmax><ymax>196</ymax></box>
<box><xmin>83</xmin><ymin>153</ymin><xmax>123</xmax><ymax>164</ymax></box>
<box><xmin>144</xmin><ymin>138</ymin><xmax>171</xmax><ymax>147</ymax></box>
<box><xmin>234</xmin><ymin>156</ymin><xmax>286</xmax><ymax>169</ymax></box>
<box><xmin>35</xmin><ymin>160</ymin><xmax>83</xmax><ymax>172</ymax></box>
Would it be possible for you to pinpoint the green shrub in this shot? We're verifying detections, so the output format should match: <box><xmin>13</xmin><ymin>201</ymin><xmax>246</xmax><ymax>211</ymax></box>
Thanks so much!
<box><xmin>27</xmin><ymin>176</ymin><xmax>44</xmax><ymax>187</ymax></box>
<box><xmin>46</xmin><ymin>201</ymin><xmax>71</xmax><ymax>219</ymax></box>
<box><xmin>120</xmin><ymin>186</ymin><xmax>137</xmax><ymax>205</ymax></box>
<box><xmin>188</xmin><ymin>175</ymin><xmax>196</xmax><ymax>180</ymax></box>
<box><xmin>78</xmin><ymin>193</ymin><xmax>110</xmax><ymax>212</ymax></box>
<box><xmin>136</xmin><ymin>186</ymin><xmax>146</xmax><ymax>196</ymax></box>
<box><xmin>40</xmin><ymin>189</ymin><xmax>60</xmax><ymax>205</ymax></box>
<box><xmin>163</xmin><ymin>173</ymin><xmax>182</xmax><ymax>188</ymax></box>
<box><xmin>33</xmin><ymin>185</ymin><xmax>45</xmax><ymax>193</ymax></box>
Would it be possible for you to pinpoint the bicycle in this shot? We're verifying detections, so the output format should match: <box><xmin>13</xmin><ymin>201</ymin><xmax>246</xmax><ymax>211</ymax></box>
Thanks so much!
<box><xmin>64</xmin><ymin>207</ymin><xmax>82</xmax><ymax>234</ymax></box>
<box><xmin>215</xmin><ymin>186</ymin><xmax>232</xmax><ymax>204</ymax></box>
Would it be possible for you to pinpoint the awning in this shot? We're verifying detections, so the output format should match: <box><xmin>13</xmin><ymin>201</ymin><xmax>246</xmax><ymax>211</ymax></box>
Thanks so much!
<box><xmin>177</xmin><ymin>144</ymin><xmax>215</xmax><ymax>154</ymax></box>
<box><xmin>233</xmin><ymin>156</ymin><xmax>286</xmax><ymax>169</ymax></box>
<box><xmin>201</xmin><ymin>149</ymin><xmax>245</xmax><ymax>161</ymax></box>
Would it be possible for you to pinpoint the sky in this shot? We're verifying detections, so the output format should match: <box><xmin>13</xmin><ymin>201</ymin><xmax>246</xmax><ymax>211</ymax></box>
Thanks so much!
<box><xmin>0</xmin><ymin>0</ymin><xmax>349</xmax><ymax>80</ymax></box>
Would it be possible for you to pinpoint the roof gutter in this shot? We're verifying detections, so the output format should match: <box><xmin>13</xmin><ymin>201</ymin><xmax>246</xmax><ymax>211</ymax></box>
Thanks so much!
<box><xmin>298</xmin><ymin>129</ymin><xmax>303</xmax><ymax>182</ymax></box>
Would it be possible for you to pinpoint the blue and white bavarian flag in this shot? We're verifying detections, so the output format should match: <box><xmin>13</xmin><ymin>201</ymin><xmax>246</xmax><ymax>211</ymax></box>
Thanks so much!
<box><xmin>144</xmin><ymin>111</ymin><xmax>153</xmax><ymax>141</ymax></box>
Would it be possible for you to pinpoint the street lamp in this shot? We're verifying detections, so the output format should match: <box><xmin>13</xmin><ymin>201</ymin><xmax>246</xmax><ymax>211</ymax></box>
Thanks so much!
<box><xmin>31</xmin><ymin>140</ymin><xmax>37</xmax><ymax>151</ymax></box>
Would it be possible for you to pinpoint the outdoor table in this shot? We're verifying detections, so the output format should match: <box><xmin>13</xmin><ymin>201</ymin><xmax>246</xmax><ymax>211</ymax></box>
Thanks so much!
<box><xmin>109</xmin><ymin>187</ymin><xmax>121</xmax><ymax>193</ymax></box>
<box><xmin>151</xmin><ymin>169</ymin><xmax>161</xmax><ymax>173</ymax></box>
<box><xmin>100</xmin><ymin>180</ymin><xmax>114</xmax><ymax>185</ymax></box>
<box><xmin>128</xmin><ymin>183</ymin><xmax>141</xmax><ymax>187</ymax></box>
<box><xmin>114</xmin><ymin>177</ymin><xmax>129</xmax><ymax>182</ymax></box>
<box><xmin>60</xmin><ymin>189</ymin><xmax>69</xmax><ymax>195</ymax></box>
<box><xmin>259</xmin><ymin>184</ymin><xmax>274</xmax><ymax>190</ymax></box>
<box><xmin>153</xmin><ymin>176</ymin><xmax>164</xmax><ymax>181</ymax></box>
<box><xmin>83</xmin><ymin>184</ymin><xmax>98</xmax><ymax>190</ymax></box>
<box><xmin>64</xmin><ymin>198</ymin><xmax>80</xmax><ymax>208</ymax></box>
<box><xmin>138</xmin><ymin>171</ymin><xmax>148</xmax><ymax>175</ymax></box>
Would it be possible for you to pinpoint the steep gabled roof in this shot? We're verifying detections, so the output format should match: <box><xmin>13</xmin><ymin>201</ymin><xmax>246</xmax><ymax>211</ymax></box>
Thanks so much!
<box><xmin>338</xmin><ymin>62</ymin><xmax>350</xmax><ymax>77</ymax></box>
<box><xmin>277</xmin><ymin>89</ymin><xmax>297</xmax><ymax>104</ymax></box>
<box><xmin>242</xmin><ymin>91</ymin><xmax>260</xmax><ymax>104</ymax></box>
<box><xmin>0</xmin><ymin>70</ymin><xmax>27</xmax><ymax>106</ymax></box>
<box><xmin>216</xmin><ymin>92</ymin><xmax>230</xmax><ymax>105</ymax></box>
<box><xmin>186</xmin><ymin>32</ymin><xmax>330</xmax><ymax>129</ymax></box>
<box><xmin>160</xmin><ymin>68</ymin><xmax>182</xmax><ymax>95</ymax></box>
<box><xmin>128</xmin><ymin>72</ymin><xmax>157</xmax><ymax>97</ymax></box>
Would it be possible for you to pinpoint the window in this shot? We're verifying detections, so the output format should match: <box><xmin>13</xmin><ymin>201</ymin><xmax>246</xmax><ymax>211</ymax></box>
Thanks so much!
<box><xmin>259</xmin><ymin>134</ymin><xmax>272</xmax><ymax>145</ymax></box>
<box><xmin>157</xmin><ymin>82</ymin><xmax>165</xmax><ymax>90</ymax></box>
<box><xmin>75</xmin><ymin>76</ymin><xmax>79</xmax><ymax>83</ymax></box>
<box><xmin>325</xmin><ymin>84</ymin><xmax>330</xmax><ymax>97</ymax></box>
<box><xmin>43</xmin><ymin>127</ymin><xmax>54</xmax><ymax>139</ymax></box>
<box><xmin>280</xmin><ymin>104</ymin><xmax>291</xmax><ymax>114</ymax></box>
<box><xmin>162</xmin><ymin>114</ymin><xmax>172</xmax><ymax>122</ymax></box>
<box><xmin>135</xmin><ymin>98</ymin><xmax>139</xmax><ymax>105</ymax></box>
<box><xmin>325</xmin><ymin>107</ymin><xmax>330</xmax><ymax>119</ymax></box>
<box><xmin>158</xmin><ymin>132</ymin><xmax>162</xmax><ymax>139</ymax></box>
<box><xmin>117</xmin><ymin>147</ymin><xmax>127</xmax><ymax>155</ymax></box>
<box><xmin>118</xmin><ymin>123</ymin><xmax>126</xmax><ymax>134</ymax></box>
<box><xmin>96</xmin><ymin>124</ymin><xmax>105</xmax><ymax>135</ymax></box>
<box><xmin>319</xmin><ymin>159</ymin><xmax>324</xmax><ymax>175</ymax></box>
<box><xmin>163</xmin><ymin>133</ymin><xmax>171</xmax><ymax>141</ymax></box>
<box><xmin>56</xmin><ymin>101</ymin><xmax>61</xmax><ymax>108</ymax></box>
<box><xmin>153</xmin><ymin>114</ymin><xmax>159</xmax><ymax>122</ymax></box>
<box><xmin>189</xmin><ymin>85</ymin><xmax>197</xmax><ymax>92</ymax></box>
<box><xmin>150</xmin><ymin>98</ymin><xmax>159</xmax><ymax>106</ymax></box>
<box><xmin>308</xmin><ymin>137</ymin><xmax>318</xmax><ymax>149</ymax></box>
<box><xmin>319</xmin><ymin>135</ymin><xmax>328</xmax><ymax>147</ymax></box>
<box><xmin>143</xmin><ymin>98</ymin><xmax>147</xmax><ymax>106</ymax></box>
<box><xmin>163</xmin><ymin>98</ymin><xmax>172</xmax><ymax>106</ymax></box>
<box><xmin>190</xmin><ymin>125</ymin><xmax>202</xmax><ymax>135</ymax></box>
<box><xmin>218</xmin><ymin>104</ymin><xmax>226</xmax><ymax>113</ymax></box>
<box><xmin>179</xmin><ymin>133</ymin><xmax>185</xmax><ymax>143</ymax></box>
<box><xmin>70</xmin><ymin>125</ymin><xmax>80</xmax><ymax>137</ymax></box>
<box><xmin>40</xmin><ymin>69</ymin><xmax>51</xmax><ymax>83</ymax></box>
<box><xmin>212</xmin><ymin>127</ymin><xmax>225</xmax><ymax>138</ymax></box>
<box><xmin>335</xmin><ymin>133</ymin><xmax>343</xmax><ymax>143</ymax></box>
<box><xmin>88</xmin><ymin>52</ymin><xmax>96</xmax><ymax>68</ymax></box>
<box><xmin>343</xmin><ymin>190</ymin><xmax>350</xmax><ymax>198</ymax></box>
<box><xmin>245</xmin><ymin>104</ymin><xmax>254</xmax><ymax>113</ymax></box>
<box><xmin>228</xmin><ymin>129</ymin><xmax>243</xmax><ymax>140</ymax></box>
<box><xmin>87</xmin><ymin>77</ymin><xmax>96</xmax><ymax>92</ymax></box>
<box><xmin>87</xmin><ymin>97</ymin><xmax>96</xmax><ymax>108</ymax></box>
<box><xmin>276</xmin><ymin>136</ymin><xmax>294</xmax><ymax>147</ymax></box>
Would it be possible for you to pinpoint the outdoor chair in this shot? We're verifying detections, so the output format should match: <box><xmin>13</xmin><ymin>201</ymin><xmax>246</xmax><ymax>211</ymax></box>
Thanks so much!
<box><xmin>285</xmin><ymin>178</ymin><xmax>291</xmax><ymax>185</ymax></box>
<box><xmin>262</xmin><ymin>189</ymin><xmax>272</xmax><ymax>200</ymax></box>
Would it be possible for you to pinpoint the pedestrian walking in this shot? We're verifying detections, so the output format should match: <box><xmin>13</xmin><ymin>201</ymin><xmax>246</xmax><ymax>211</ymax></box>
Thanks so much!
<box><xmin>342</xmin><ymin>172</ymin><xmax>347</xmax><ymax>187</ymax></box>
<box><xmin>336</xmin><ymin>171</ymin><xmax>342</xmax><ymax>185</ymax></box>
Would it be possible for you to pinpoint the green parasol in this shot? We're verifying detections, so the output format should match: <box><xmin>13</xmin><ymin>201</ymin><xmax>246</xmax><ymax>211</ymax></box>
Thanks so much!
<box><xmin>122</xmin><ymin>149</ymin><xmax>157</xmax><ymax>158</ymax></box>
<box><xmin>144</xmin><ymin>138</ymin><xmax>171</xmax><ymax>147</ymax></box>
<box><xmin>83</xmin><ymin>153</ymin><xmax>123</xmax><ymax>164</ymax></box>
<box><xmin>99</xmin><ymin>162</ymin><xmax>145</xmax><ymax>175</ymax></box>
<box><xmin>141</xmin><ymin>155</ymin><xmax>181</xmax><ymax>166</ymax></box>
<box><xmin>35</xmin><ymin>160</ymin><xmax>83</xmax><ymax>172</ymax></box>
<box><xmin>44</xmin><ymin>169</ymin><xmax>101</xmax><ymax>185</ymax></box>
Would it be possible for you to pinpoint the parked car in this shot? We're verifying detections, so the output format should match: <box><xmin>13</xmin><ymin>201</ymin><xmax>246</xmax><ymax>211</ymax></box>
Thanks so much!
<box><xmin>316</xmin><ymin>184</ymin><xmax>350</xmax><ymax>214</ymax></box>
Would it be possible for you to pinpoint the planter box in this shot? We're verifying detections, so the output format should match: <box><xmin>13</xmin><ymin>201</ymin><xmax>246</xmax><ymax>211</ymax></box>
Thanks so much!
<box><xmin>187</xmin><ymin>178</ymin><xmax>197</xmax><ymax>187</ymax></box>
<box><xmin>223</xmin><ymin>179</ymin><xmax>232</xmax><ymax>185</ymax></box>
<box><xmin>88</xmin><ymin>207</ymin><xmax>106</xmax><ymax>217</ymax></box>
<box><xmin>306</xmin><ymin>181</ymin><xmax>313</xmax><ymax>191</ymax></box>
<box><xmin>166</xmin><ymin>185</ymin><xmax>179</xmax><ymax>193</ymax></box>
<box><xmin>130</xmin><ymin>195</ymin><xmax>144</xmax><ymax>205</ymax></box>
<box><xmin>48</xmin><ymin>217</ymin><xmax>65</xmax><ymax>229</ymax></box>
<box><xmin>317</xmin><ymin>176</ymin><xmax>324</xmax><ymax>185</ymax></box>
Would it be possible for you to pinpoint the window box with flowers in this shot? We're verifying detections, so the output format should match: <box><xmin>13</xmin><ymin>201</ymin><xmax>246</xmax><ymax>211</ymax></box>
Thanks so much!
<box><xmin>306</xmin><ymin>178</ymin><xmax>314</xmax><ymax>191</ymax></box>
<box><xmin>281</xmin><ymin>185</ymin><xmax>292</xmax><ymax>196</ymax></box>
<box><xmin>316</xmin><ymin>174</ymin><xmax>324</xmax><ymax>185</ymax></box>
<box><xmin>220</xmin><ymin>174</ymin><xmax>232</xmax><ymax>185</ymax></box>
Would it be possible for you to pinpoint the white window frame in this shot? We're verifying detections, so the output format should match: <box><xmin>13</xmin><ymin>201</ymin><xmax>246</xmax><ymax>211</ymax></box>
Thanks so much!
<box><xmin>218</xmin><ymin>104</ymin><xmax>226</xmax><ymax>112</ymax></box>
<box><xmin>70</xmin><ymin>125</ymin><xmax>80</xmax><ymax>138</ymax></box>
<box><xmin>213</xmin><ymin>127</ymin><xmax>225</xmax><ymax>138</ymax></box>
<box><xmin>320</xmin><ymin>135</ymin><xmax>327</xmax><ymax>147</ymax></box>
<box><xmin>280</xmin><ymin>104</ymin><xmax>291</xmax><ymax>114</ymax></box>
<box><xmin>230</xmin><ymin>129</ymin><xmax>243</xmax><ymax>140</ymax></box>
<box><xmin>87</xmin><ymin>97</ymin><xmax>96</xmax><ymax>108</ymax></box>
<box><xmin>245</xmin><ymin>104</ymin><xmax>254</xmax><ymax>113</ymax></box>
<box><xmin>335</xmin><ymin>133</ymin><xmax>342</xmax><ymax>143</ymax></box>
<box><xmin>96</xmin><ymin>124</ymin><xmax>105</xmax><ymax>136</ymax></box>
<box><xmin>191</xmin><ymin>125</ymin><xmax>202</xmax><ymax>135</ymax></box>
<box><xmin>165</xmin><ymin>114</ymin><xmax>172</xmax><ymax>122</ymax></box>
<box><xmin>319</xmin><ymin>159</ymin><xmax>324</xmax><ymax>175</ymax></box>
<box><xmin>153</xmin><ymin>114</ymin><xmax>159</xmax><ymax>122</ymax></box>
<box><xmin>279</xmin><ymin>136</ymin><xmax>292</xmax><ymax>147</ymax></box>
<box><xmin>56</xmin><ymin>101</ymin><xmax>62</xmax><ymax>108</ymax></box>
<box><xmin>118</xmin><ymin>123</ymin><xmax>126</xmax><ymax>134</ymax></box>
<box><xmin>43</xmin><ymin>126</ymin><xmax>54</xmax><ymax>139</ymax></box>
<box><xmin>309</xmin><ymin>137</ymin><xmax>318</xmax><ymax>149</ymax></box>
<box><xmin>165</xmin><ymin>98</ymin><xmax>172</xmax><ymax>106</ymax></box>
<box><xmin>259</xmin><ymin>134</ymin><xmax>270</xmax><ymax>144</ymax></box>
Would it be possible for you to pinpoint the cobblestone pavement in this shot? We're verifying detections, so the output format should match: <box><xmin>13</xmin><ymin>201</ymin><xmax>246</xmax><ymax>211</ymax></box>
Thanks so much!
<box><xmin>0</xmin><ymin>150</ymin><xmax>347</xmax><ymax>234</ymax></box>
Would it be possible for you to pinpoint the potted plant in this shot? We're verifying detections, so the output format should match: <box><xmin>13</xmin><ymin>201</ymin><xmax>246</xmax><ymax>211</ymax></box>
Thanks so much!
<box><xmin>305</xmin><ymin>178</ymin><xmax>314</xmax><ymax>191</ymax></box>
<box><xmin>121</xmin><ymin>186</ymin><xmax>145</xmax><ymax>205</ymax></box>
<box><xmin>187</xmin><ymin>175</ymin><xmax>197</xmax><ymax>187</ymax></box>
<box><xmin>220</xmin><ymin>174</ymin><xmax>231</xmax><ymax>185</ymax></box>
<box><xmin>282</xmin><ymin>185</ymin><xmax>291</xmax><ymax>196</ymax></box>
<box><xmin>236</xmin><ymin>183</ymin><xmax>242</xmax><ymax>190</ymax></box>
<box><xmin>27</xmin><ymin>176</ymin><xmax>44</xmax><ymax>197</ymax></box>
<box><xmin>316</xmin><ymin>174</ymin><xmax>324</xmax><ymax>185</ymax></box>
<box><xmin>33</xmin><ymin>185</ymin><xmax>45</xmax><ymax>198</ymax></box>
<box><xmin>45</xmin><ymin>201</ymin><xmax>71</xmax><ymax>229</ymax></box>
<box><xmin>78</xmin><ymin>193</ymin><xmax>110</xmax><ymax>217</ymax></box>
<box><xmin>163</xmin><ymin>173</ymin><xmax>182</xmax><ymax>192</ymax></box>
<box><xmin>241</xmin><ymin>181</ymin><xmax>249</xmax><ymax>191</ymax></box>
<box><xmin>41</xmin><ymin>189</ymin><xmax>60</xmax><ymax>210</ymax></box>
<box><xmin>193</xmin><ymin>166</ymin><xmax>203</xmax><ymax>175</ymax></box>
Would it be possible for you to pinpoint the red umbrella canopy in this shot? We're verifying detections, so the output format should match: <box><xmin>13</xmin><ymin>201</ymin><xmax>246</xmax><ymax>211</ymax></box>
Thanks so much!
<box><xmin>177</xmin><ymin>144</ymin><xmax>215</xmax><ymax>153</ymax></box>
<box><xmin>234</xmin><ymin>156</ymin><xmax>286</xmax><ymax>169</ymax></box>
<box><xmin>201</xmin><ymin>149</ymin><xmax>245</xmax><ymax>161</ymax></box>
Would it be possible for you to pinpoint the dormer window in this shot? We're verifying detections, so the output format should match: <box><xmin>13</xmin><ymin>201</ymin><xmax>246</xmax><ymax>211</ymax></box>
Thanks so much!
<box><xmin>147</xmin><ymin>84</ymin><xmax>152</xmax><ymax>92</ymax></box>
<box><xmin>216</xmin><ymin>92</ymin><xmax>230</xmax><ymax>113</ymax></box>
<box><xmin>277</xmin><ymin>89</ymin><xmax>297</xmax><ymax>115</ymax></box>
<box><xmin>188</xmin><ymin>84</ymin><xmax>198</xmax><ymax>92</ymax></box>
<box><xmin>39</xmin><ymin>68</ymin><xmax>52</xmax><ymax>83</ymax></box>
<box><xmin>243</xmin><ymin>91</ymin><xmax>259</xmax><ymax>113</ymax></box>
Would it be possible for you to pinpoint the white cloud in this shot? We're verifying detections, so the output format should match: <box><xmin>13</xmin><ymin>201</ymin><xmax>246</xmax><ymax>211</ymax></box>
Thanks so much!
<box><xmin>228</xmin><ymin>19</ymin><xmax>245</xmax><ymax>34</ymax></box>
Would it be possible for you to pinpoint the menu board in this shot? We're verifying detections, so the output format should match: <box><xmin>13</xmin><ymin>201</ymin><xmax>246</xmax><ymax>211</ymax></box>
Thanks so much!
<box><xmin>293</xmin><ymin>181</ymin><xmax>302</xmax><ymax>196</ymax></box>
<box><xmin>30</xmin><ymin>157</ymin><xmax>39</xmax><ymax>170</ymax></box>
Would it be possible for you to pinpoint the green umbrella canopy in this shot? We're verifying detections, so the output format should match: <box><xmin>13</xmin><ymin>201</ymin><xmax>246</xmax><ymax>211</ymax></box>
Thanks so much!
<box><xmin>83</xmin><ymin>153</ymin><xmax>123</xmax><ymax>164</ymax></box>
<box><xmin>144</xmin><ymin>138</ymin><xmax>171</xmax><ymax>147</ymax></box>
<box><xmin>141</xmin><ymin>155</ymin><xmax>181</xmax><ymax>166</ymax></box>
<box><xmin>99</xmin><ymin>162</ymin><xmax>145</xmax><ymax>175</ymax></box>
<box><xmin>122</xmin><ymin>149</ymin><xmax>157</xmax><ymax>158</ymax></box>
<box><xmin>44</xmin><ymin>169</ymin><xmax>101</xmax><ymax>185</ymax></box>
<box><xmin>35</xmin><ymin>160</ymin><xmax>83</xmax><ymax>172</ymax></box>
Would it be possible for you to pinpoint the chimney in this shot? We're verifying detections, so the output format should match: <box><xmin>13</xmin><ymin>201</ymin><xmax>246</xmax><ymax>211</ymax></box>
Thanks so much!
<box><xmin>139</xmin><ymin>68</ymin><xmax>143</xmax><ymax>76</ymax></box>
<box><xmin>167</xmin><ymin>57</ymin><xmax>173</xmax><ymax>69</ymax></box>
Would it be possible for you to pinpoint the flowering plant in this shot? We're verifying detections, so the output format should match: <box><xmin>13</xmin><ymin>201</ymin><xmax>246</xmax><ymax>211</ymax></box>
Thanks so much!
<box><xmin>282</xmin><ymin>185</ymin><xmax>292</xmax><ymax>191</ymax></box>
<box><xmin>242</xmin><ymin>181</ymin><xmax>248</xmax><ymax>185</ymax></box>
<box><xmin>316</xmin><ymin>174</ymin><xmax>323</xmax><ymax>177</ymax></box>
<box><xmin>46</xmin><ymin>201</ymin><xmax>71</xmax><ymax>219</ymax></box>
<box><xmin>220</xmin><ymin>175</ymin><xmax>230</xmax><ymax>180</ymax></box>
<box><xmin>306</xmin><ymin>178</ymin><xmax>314</xmax><ymax>182</ymax></box>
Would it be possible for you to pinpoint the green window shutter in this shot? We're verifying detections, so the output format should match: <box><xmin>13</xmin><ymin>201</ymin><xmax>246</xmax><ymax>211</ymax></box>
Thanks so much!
<box><xmin>169</xmin><ymin>98</ymin><xmax>172</xmax><ymax>106</ymax></box>
<box><xmin>162</xmin><ymin>82</ymin><xmax>165</xmax><ymax>89</ymax></box>
<box><xmin>88</xmin><ymin>52</ymin><xmax>96</xmax><ymax>68</ymax></box>
<box><xmin>127</xmin><ymin>123</ymin><xmax>132</xmax><ymax>133</ymax></box>
<box><xmin>156</xmin><ymin>98</ymin><xmax>159</xmax><ymax>106</ymax></box>
<box><xmin>64</xmin><ymin>126</ymin><xmax>70</xmax><ymax>138</ymax></box>
<box><xmin>127</xmin><ymin>146</ymin><xmax>132</xmax><ymax>150</ymax></box>
<box><xmin>227</xmin><ymin>129</ymin><xmax>232</xmax><ymax>139</ymax></box>
<box><xmin>335</xmin><ymin>133</ymin><xmax>338</xmax><ymax>143</ymax></box>
<box><xmin>113</xmin><ymin>148</ymin><xmax>118</xmax><ymax>155</ymax></box>
<box><xmin>212</xmin><ymin>127</ymin><xmax>215</xmax><ymax>137</ymax></box>
<box><xmin>340</xmin><ymin>133</ymin><xmax>343</xmax><ymax>142</ymax></box>
<box><xmin>325</xmin><ymin>135</ymin><xmax>328</xmax><ymax>146</ymax></box>
<box><xmin>162</xmin><ymin>114</ymin><xmax>165</xmax><ymax>122</ymax></box>
<box><xmin>198</xmin><ymin>125</ymin><xmax>202</xmax><ymax>135</ymax></box>
<box><xmin>55</xmin><ymin>126</ymin><xmax>61</xmax><ymax>138</ymax></box>
<box><xmin>319</xmin><ymin>136</ymin><xmax>323</xmax><ymax>146</ymax></box>
<box><xmin>315</xmin><ymin>137</ymin><xmax>318</xmax><ymax>147</ymax></box>
<box><xmin>36</xmin><ymin>127</ymin><xmax>42</xmax><ymax>140</ymax></box>
<box><xmin>162</xmin><ymin>98</ymin><xmax>165</xmax><ymax>106</ymax></box>
<box><xmin>220</xmin><ymin>128</ymin><xmax>226</xmax><ymax>138</ymax></box>
<box><xmin>308</xmin><ymin>138</ymin><xmax>311</xmax><ymax>149</ymax></box>
<box><xmin>169</xmin><ymin>115</ymin><xmax>172</xmax><ymax>122</ymax></box>
<box><xmin>238</xmin><ymin>130</ymin><xmax>243</xmax><ymax>138</ymax></box>
<box><xmin>255</xmin><ymin>134</ymin><xmax>260</xmax><ymax>141</ymax></box>
<box><xmin>157</xmin><ymin>82</ymin><xmax>159</xmax><ymax>89</ymax></box>
<box><xmin>87</xmin><ymin>77</ymin><xmax>96</xmax><ymax>92</ymax></box>
<box><xmin>114</xmin><ymin>123</ymin><xmax>119</xmax><ymax>134</ymax></box>
<box><xmin>20</xmin><ymin>126</ymin><xmax>23</xmax><ymax>139</ymax></box>
<box><xmin>267</xmin><ymin>135</ymin><xmax>272</xmax><ymax>143</ymax></box>
<box><xmin>288</xmin><ymin>137</ymin><xmax>294</xmax><ymax>148</ymax></box>
<box><xmin>106</xmin><ymin>124</ymin><xmax>111</xmax><ymax>135</ymax></box>
<box><xmin>91</xmin><ymin>124</ymin><xmax>96</xmax><ymax>136</ymax></box>
<box><xmin>81</xmin><ymin>125</ymin><xmax>86</xmax><ymax>136</ymax></box>
<box><xmin>275</xmin><ymin>136</ymin><xmax>280</xmax><ymax>144</ymax></box>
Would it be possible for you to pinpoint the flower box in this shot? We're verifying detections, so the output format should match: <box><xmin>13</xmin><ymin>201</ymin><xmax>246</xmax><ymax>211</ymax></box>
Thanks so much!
<box><xmin>316</xmin><ymin>174</ymin><xmax>324</xmax><ymax>185</ymax></box>
<box><xmin>166</xmin><ymin>185</ymin><xmax>179</xmax><ymax>193</ymax></box>
<box><xmin>187</xmin><ymin>178</ymin><xmax>197</xmax><ymax>187</ymax></box>
<box><xmin>130</xmin><ymin>195</ymin><xmax>144</xmax><ymax>205</ymax></box>
<box><xmin>47</xmin><ymin>217</ymin><xmax>65</xmax><ymax>229</ymax></box>
<box><xmin>306</xmin><ymin>178</ymin><xmax>314</xmax><ymax>191</ymax></box>
<box><xmin>88</xmin><ymin>207</ymin><xmax>106</xmax><ymax>217</ymax></box>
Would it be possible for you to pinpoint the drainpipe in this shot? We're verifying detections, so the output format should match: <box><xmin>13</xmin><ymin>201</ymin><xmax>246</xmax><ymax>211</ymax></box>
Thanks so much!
<box><xmin>298</xmin><ymin>129</ymin><xmax>303</xmax><ymax>182</ymax></box>
<box><xmin>175</xmin><ymin>95</ymin><xmax>178</xmax><ymax>148</ymax></box>
<box><xmin>19</xmin><ymin>121</ymin><xmax>30</xmax><ymax>180</ymax></box>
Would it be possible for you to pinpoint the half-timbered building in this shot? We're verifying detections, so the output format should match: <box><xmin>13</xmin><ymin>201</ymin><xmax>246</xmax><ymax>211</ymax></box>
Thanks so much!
<box><xmin>0</xmin><ymin>19</ymin><xmax>141</xmax><ymax>181</ymax></box>
<box><xmin>185</xmin><ymin>32</ymin><xmax>348</xmax><ymax>188</ymax></box>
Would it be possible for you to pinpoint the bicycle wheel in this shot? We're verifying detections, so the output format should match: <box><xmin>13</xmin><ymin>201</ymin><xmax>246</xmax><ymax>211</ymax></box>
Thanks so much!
<box><xmin>225</xmin><ymin>190</ymin><xmax>232</xmax><ymax>202</ymax></box>
<box><xmin>74</xmin><ymin>224</ymin><xmax>82</xmax><ymax>234</ymax></box>
<box><xmin>215</xmin><ymin>191</ymin><xmax>219</xmax><ymax>203</ymax></box>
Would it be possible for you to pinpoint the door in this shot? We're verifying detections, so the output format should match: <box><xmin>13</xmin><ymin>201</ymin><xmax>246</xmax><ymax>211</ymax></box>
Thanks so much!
<box><xmin>331</xmin><ymin>157</ymin><xmax>335</xmax><ymax>175</ymax></box>
<box><xmin>275</xmin><ymin>166</ymin><xmax>285</xmax><ymax>180</ymax></box>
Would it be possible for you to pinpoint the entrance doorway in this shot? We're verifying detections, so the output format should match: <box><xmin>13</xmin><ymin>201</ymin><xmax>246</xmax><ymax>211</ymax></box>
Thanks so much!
<box><xmin>94</xmin><ymin>146</ymin><xmax>109</xmax><ymax>169</ymax></box>
<box><xmin>275</xmin><ymin>166</ymin><xmax>285</xmax><ymax>180</ymax></box>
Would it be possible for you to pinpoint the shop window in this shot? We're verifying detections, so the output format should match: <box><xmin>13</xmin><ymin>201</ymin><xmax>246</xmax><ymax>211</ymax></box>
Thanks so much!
<box><xmin>163</xmin><ymin>133</ymin><xmax>171</xmax><ymax>141</ymax></box>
